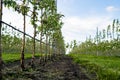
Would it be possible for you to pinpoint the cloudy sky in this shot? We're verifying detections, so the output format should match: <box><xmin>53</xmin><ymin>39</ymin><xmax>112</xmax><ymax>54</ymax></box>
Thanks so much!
<box><xmin>2</xmin><ymin>0</ymin><xmax>120</xmax><ymax>44</ymax></box>
<box><xmin>57</xmin><ymin>0</ymin><xmax>120</xmax><ymax>43</ymax></box>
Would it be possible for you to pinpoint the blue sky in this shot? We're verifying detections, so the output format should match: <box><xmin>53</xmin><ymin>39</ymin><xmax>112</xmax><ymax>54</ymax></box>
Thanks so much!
<box><xmin>58</xmin><ymin>0</ymin><xmax>120</xmax><ymax>17</ymax></box>
<box><xmin>57</xmin><ymin>0</ymin><xmax>120</xmax><ymax>43</ymax></box>
<box><xmin>2</xmin><ymin>0</ymin><xmax>120</xmax><ymax>44</ymax></box>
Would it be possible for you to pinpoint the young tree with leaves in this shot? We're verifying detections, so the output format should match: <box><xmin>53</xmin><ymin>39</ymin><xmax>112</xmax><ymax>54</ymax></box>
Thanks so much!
<box><xmin>37</xmin><ymin>0</ymin><xmax>46</xmax><ymax>61</ymax></box>
<box><xmin>112</xmin><ymin>19</ymin><xmax>115</xmax><ymax>39</ymax></box>
<box><xmin>30</xmin><ymin>0</ymin><xmax>38</xmax><ymax>64</ymax></box>
<box><xmin>102</xmin><ymin>29</ymin><xmax>106</xmax><ymax>40</ymax></box>
<box><xmin>3</xmin><ymin>0</ymin><xmax>29</xmax><ymax>70</ymax></box>
<box><xmin>107</xmin><ymin>25</ymin><xmax>112</xmax><ymax>39</ymax></box>
<box><xmin>20</xmin><ymin>0</ymin><xmax>28</xmax><ymax>71</ymax></box>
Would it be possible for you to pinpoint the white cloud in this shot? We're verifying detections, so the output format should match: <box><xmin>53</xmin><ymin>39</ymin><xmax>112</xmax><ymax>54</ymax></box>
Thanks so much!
<box><xmin>106</xmin><ymin>6</ymin><xmax>119</xmax><ymax>12</ymax></box>
<box><xmin>62</xmin><ymin>16</ymin><xmax>112</xmax><ymax>43</ymax></box>
<box><xmin>2</xmin><ymin>6</ymin><xmax>113</xmax><ymax>45</ymax></box>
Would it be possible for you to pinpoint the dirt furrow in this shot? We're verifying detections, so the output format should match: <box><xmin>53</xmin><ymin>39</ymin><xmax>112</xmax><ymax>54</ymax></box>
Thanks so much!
<box><xmin>3</xmin><ymin>56</ymin><xmax>90</xmax><ymax>80</ymax></box>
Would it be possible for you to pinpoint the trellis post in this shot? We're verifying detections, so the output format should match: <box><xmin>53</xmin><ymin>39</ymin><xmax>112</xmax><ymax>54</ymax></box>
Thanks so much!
<box><xmin>0</xmin><ymin>0</ymin><xmax>3</xmax><ymax>79</ymax></box>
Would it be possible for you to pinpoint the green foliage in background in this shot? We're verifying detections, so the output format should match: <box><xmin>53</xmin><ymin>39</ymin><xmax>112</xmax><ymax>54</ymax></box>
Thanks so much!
<box><xmin>70</xmin><ymin>19</ymin><xmax>120</xmax><ymax>56</ymax></box>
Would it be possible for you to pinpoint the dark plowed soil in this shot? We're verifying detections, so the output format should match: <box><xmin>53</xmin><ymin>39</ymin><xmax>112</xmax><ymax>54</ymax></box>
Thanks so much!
<box><xmin>2</xmin><ymin>56</ymin><xmax>90</xmax><ymax>80</ymax></box>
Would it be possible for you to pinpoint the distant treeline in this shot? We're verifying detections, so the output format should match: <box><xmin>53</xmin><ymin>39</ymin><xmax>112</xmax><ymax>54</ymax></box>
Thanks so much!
<box><xmin>70</xmin><ymin>19</ymin><xmax>120</xmax><ymax>56</ymax></box>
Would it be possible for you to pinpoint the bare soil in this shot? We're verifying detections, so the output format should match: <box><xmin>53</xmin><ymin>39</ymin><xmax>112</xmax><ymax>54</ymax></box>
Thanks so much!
<box><xmin>2</xmin><ymin>55</ymin><xmax>90</xmax><ymax>80</ymax></box>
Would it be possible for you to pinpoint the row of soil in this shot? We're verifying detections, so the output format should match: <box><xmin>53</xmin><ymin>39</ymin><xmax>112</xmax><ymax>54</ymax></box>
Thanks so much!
<box><xmin>2</xmin><ymin>55</ymin><xmax>90</xmax><ymax>80</ymax></box>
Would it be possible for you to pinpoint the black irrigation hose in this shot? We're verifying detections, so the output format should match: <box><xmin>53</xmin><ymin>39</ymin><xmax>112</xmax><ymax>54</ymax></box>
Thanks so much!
<box><xmin>0</xmin><ymin>21</ymin><xmax>46</xmax><ymax>44</ymax></box>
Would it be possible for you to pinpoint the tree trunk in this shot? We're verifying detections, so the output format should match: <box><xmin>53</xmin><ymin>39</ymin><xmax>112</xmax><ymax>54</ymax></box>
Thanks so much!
<box><xmin>0</xmin><ymin>0</ymin><xmax>3</xmax><ymax>79</ymax></box>
<box><xmin>52</xmin><ymin>38</ymin><xmax>56</xmax><ymax>57</ymax></box>
<box><xmin>20</xmin><ymin>3</ymin><xmax>26</xmax><ymax>71</ymax></box>
<box><xmin>45</xmin><ymin>33</ymin><xmax>48</xmax><ymax>60</ymax></box>
<box><xmin>32</xmin><ymin>0</ymin><xmax>37</xmax><ymax>64</ymax></box>
<box><xmin>48</xmin><ymin>37</ymin><xmax>51</xmax><ymax>59</ymax></box>
<box><xmin>40</xmin><ymin>9</ymin><xmax>43</xmax><ymax>62</ymax></box>
<box><xmin>32</xmin><ymin>26</ymin><xmax>36</xmax><ymax>63</ymax></box>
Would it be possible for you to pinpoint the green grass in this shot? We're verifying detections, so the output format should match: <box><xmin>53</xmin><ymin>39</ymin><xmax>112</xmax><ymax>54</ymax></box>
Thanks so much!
<box><xmin>69</xmin><ymin>53</ymin><xmax>120</xmax><ymax>80</ymax></box>
<box><xmin>2</xmin><ymin>53</ymin><xmax>41</xmax><ymax>63</ymax></box>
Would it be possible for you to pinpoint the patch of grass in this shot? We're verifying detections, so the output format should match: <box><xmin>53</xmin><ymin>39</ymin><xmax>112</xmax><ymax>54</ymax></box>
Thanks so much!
<box><xmin>69</xmin><ymin>53</ymin><xmax>120</xmax><ymax>80</ymax></box>
<box><xmin>2</xmin><ymin>53</ymin><xmax>41</xmax><ymax>63</ymax></box>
